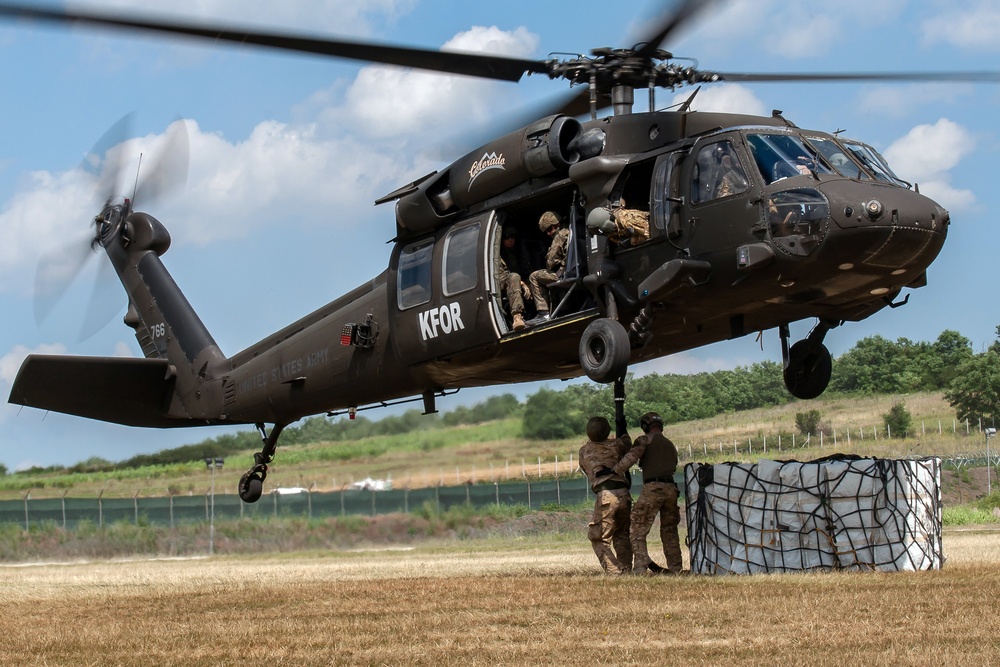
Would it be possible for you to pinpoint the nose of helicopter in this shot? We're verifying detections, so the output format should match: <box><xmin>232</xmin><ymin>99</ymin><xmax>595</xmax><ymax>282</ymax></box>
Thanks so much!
<box><xmin>825</xmin><ymin>185</ymin><xmax>949</xmax><ymax>274</ymax></box>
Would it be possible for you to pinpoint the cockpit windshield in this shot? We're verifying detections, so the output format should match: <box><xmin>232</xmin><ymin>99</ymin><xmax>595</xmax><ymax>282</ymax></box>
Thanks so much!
<box><xmin>841</xmin><ymin>140</ymin><xmax>909</xmax><ymax>187</ymax></box>
<box><xmin>802</xmin><ymin>136</ymin><xmax>870</xmax><ymax>180</ymax></box>
<box><xmin>745</xmin><ymin>133</ymin><xmax>832</xmax><ymax>185</ymax></box>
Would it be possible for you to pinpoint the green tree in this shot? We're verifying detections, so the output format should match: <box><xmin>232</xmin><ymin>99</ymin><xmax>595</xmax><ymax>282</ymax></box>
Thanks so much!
<box><xmin>830</xmin><ymin>335</ymin><xmax>908</xmax><ymax>394</ymax></box>
<box><xmin>944</xmin><ymin>349</ymin><xmax>1000</xmax><ymax>426</ymax></box>
<box><xmin>523</xmin><ymin>388</ymin><xmax>581</xmax><ymax>440</ymax></box>
<box><xmin>882</xmin><ymin>402</ymin><xmax>912</xmax><ymax>438</ymax></box>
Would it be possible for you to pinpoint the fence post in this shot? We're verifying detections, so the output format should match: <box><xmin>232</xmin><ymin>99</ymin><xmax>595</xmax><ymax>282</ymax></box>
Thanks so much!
<box><xmin>98</xmin><ymin>489</ymin><xmax>104</xmax><ymax>528</ymax></box>
<box><xmin>134</xmin><ymin>491</ymin><xmax>140</xmax><ymax>525</ymax></box>
<box><xmin>61</xmin><ymin>490</ymin><xmax>68</xmax><ymax>530</ymax></box>
<box><xmin>22</xmin><ymin>490</ymin><xmax>30</xmax><ymax>530</ymax></box>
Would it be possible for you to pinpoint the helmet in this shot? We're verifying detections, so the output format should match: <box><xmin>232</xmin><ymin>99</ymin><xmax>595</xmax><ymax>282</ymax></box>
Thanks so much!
<box><xmin>640</xmin><ymin>412</ymin><xmax>663</xmax><ymax>434</ymax></box>
<box><xmin>586</xmin><ymin>207</ymin><xmax>614</xmax><ymax>235</ymax></box>
<box><xmin>538</xmin><ymin>211</ymin><xmax>562</xmax><ymax>232</ymax></box>
<box><xmin>586</xmin><ymin>416</ymin><xmax>611</xmax><ymax>442</ymax></box>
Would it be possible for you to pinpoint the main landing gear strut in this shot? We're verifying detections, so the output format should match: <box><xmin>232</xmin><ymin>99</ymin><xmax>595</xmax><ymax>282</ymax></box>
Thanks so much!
<box><xmin>239</xmin><ymin>422</ymin><xmax>287</xmax><ymax>503</ymax></box>
<box><xmin>780</xmin><ymin>319</ymin><xmax>840</xmax><ymax>400</ymax></box>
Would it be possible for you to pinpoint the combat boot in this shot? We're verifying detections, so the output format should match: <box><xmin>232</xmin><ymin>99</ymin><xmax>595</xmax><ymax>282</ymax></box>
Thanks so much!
<box><xmin>513</xmin><ymin>313</ymin><xmax>525</xmax><ymax>330</ymax></box>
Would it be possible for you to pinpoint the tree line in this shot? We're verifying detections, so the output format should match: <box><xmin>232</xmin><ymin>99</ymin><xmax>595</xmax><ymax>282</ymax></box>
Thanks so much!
<box><xmin>7</xmin><ymin>326</ymin><xmax>999</xmax><ymax>476</ymax></box>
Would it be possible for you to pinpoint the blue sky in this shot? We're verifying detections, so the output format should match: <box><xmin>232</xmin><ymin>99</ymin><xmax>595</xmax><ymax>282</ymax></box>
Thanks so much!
<box><xmin>1</xmin><ymin>0</ymin><xmax>999</xmax><ymax>471</ymax></box>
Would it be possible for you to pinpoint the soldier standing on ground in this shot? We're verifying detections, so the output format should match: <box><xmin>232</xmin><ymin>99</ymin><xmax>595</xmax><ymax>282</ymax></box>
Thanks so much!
<box><xmin>612</xmin><ymin>411</ymin><xmax>684</xmax><ymax>575</ymax></box>
<box><xmin>578</xmin><ymin>414</ymin><xmax>633</xmax><ymax>575</ymax></box>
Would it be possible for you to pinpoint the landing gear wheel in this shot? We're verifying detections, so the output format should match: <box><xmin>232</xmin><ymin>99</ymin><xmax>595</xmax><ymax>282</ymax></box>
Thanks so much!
<box><xmin>239</xmin><ymin>470</ymin><xmax>265</xmax><ymax>503</ymax></box>
<box><xmin>783</xmin><ymin>340</ymin><xmax>832</xmax><ymax>400</ymax></box>
<box><xmin>580</xmin><ymin>318</ymin><xmax>631</xmax><ymax>384</ymax></box>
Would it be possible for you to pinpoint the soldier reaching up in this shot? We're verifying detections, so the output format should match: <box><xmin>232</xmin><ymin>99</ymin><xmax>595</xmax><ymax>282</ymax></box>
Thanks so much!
<box><xmin>578</xmin><ymin>413</ymin><xmax>633</xmax><ymax>575</ymax></box>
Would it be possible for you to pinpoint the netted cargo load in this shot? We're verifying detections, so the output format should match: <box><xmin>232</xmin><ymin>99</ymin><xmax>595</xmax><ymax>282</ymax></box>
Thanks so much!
<box><xmin>684</xmin><ymin>455</ymin><xmax>942</xmax><ymax>575</ymax></box>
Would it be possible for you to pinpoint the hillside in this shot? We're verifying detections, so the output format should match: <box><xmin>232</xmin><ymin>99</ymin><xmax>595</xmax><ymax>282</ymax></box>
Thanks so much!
<box><xmin>2</xmin><ymin>391</ymin><xmax>991</xmax><ymax>502</ymax></box>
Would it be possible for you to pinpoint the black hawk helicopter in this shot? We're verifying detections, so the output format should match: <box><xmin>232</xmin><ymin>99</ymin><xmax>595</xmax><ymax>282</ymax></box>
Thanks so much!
<box><xmin>3</xmin><ymin>1</ymin><xmax>996</xmax><ymax>502</ymax></box>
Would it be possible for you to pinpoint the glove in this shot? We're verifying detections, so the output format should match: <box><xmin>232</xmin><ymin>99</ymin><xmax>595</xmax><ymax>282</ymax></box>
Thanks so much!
<box><xmin>521</xmin><ymin>282</ymin><xmax>532</xmax><ymax>299</ymax></box>
<box><xmin>595</xmin><ymin>466</ymin><xmax>614</xmax><ymax>478</ymax></box>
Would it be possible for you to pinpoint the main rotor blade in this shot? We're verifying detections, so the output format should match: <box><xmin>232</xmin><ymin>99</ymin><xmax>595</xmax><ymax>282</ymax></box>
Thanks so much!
<box><xmin>635</xmin><ymin>0</ymin><xmax>718</xmax><ymax>58</ymax></box>
<box><xmin>714</xmin><ymin>71</ymin><xmax>1000</xmax><ymax>84</ymax></box>
<box><xmin>0</xmin><ymin>3</ymin><xmax>549</xmax><ymax>82</ymax></box>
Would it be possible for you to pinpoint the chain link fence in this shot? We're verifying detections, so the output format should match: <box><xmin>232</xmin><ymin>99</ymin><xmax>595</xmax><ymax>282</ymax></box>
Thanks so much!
<box><xmin>2</xmin><ymin>474</ymin><xmax>681</xmax><ymax>530</ymax></box>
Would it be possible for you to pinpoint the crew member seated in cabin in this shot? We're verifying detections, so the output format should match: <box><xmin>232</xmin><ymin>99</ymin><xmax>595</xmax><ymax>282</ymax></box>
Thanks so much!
<box><xmin>495</xmin><ymin>225</ymin><xmax>532</xmax><ymax>331</ymax></box>
<box><xmin>526</xmin><ymin>211</ymin><xmax>570</xmax><ymax>326</ymax></box>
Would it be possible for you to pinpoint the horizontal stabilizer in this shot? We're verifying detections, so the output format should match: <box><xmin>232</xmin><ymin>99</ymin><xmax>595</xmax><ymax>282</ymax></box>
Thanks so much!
<box><xmin>9</xmin><ymin>355</ymin><xmax>208</xmax><ymax>428</ymax></box>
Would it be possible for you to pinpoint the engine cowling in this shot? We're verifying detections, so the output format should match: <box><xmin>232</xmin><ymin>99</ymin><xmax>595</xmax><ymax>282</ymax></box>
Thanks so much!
<box><xmin>395</xmin><ymin>115</ymin><xmax>585</xmax><ymax>235</ymax></box>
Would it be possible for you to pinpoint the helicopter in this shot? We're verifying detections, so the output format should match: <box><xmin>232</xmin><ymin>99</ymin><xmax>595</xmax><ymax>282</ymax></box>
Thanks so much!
<box><xmin>3</xmin><ymin>1</ymin><xmax>997</xmax><ymax>502</ymax></box>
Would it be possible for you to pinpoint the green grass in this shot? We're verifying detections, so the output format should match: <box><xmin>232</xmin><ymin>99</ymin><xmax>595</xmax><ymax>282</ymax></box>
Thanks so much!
<box><xmin>943</xmin><ymin>506</ymin><xmax>1000</xmax><ymax>526</ymax></box>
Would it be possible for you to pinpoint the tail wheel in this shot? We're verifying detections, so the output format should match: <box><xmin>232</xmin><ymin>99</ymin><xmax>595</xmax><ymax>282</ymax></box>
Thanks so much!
<box><xmin>579</xmin><ymin>318</ymin><xmax>631</xmax><ymax>384</ymax></box>
<box><xmin>783</xmin><ymin>340</ymin><xmax>832</xmax><ymax>399</ymax></box>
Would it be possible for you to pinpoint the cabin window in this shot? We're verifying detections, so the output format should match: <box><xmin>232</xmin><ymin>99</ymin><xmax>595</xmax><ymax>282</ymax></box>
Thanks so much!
<box><xmin>443</xmin><ymin>222</ymin><xmax>480</xmax><ymax>296</ymax></box>
<box><xmin>690</xmin><ymin>140</ymin><xmax>749</xmax><ymax>204</ymax></box>
<box><xmin>397</xmin><ymin>238</ymin><xmax>434</xmax><ymax>310</ymax></box>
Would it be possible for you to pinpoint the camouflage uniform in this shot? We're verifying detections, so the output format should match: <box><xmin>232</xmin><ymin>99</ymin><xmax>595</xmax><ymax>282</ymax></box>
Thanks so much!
<box><xmin>579</xmin><ymin>432</ymin><xmax>633</xmax><ymax>574</ymax></box>
<box><xmin>613</xmin><ymin>431</ymin><xmax>683</xmax><ymax>573</ymax></box>
<box><xmin>607</xmin><ymin>208</ymin><xmax>650</xmax><ymax>245</ymax></box>
<box><xmin>497</xmin><ymin>244</ymin><xmax>527</xmax><ymax>317</ymax></box>
<box><xmin>529</xmin><ymin>227</ymin><xmax>571</xmax><ymax>314</ymax></box>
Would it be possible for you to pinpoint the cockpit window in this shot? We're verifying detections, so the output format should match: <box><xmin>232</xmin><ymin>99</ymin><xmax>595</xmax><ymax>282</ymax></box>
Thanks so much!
<box><xmin>803</xmin><ymin>136</ymin><xmax>870</xmax><ymax>180</ymax></box>
<box><xmin>690</xmin><ymin>140</ymin><xmax>749</xmax><ymax>204</ymax></box>
<box><xmin>746</xmin><ymin>133</ymin><xmax>832</xmax><ymax>185</ymax></box>
<box><xmin>841</xmin><ymin>140</ymin><xmax>909</xmax><ymax>187</ymax></box>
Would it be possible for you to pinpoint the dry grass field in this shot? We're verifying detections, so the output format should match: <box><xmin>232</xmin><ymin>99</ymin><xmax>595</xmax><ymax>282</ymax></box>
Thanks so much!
<box><xmin>1</xmin><ymin>529</ymin><xmax>999</xmax><ymax>666</ymax></box>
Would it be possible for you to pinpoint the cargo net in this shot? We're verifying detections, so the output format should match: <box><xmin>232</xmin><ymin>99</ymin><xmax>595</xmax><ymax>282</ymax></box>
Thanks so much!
<box><xmin>685</xmin><ymin>455</ymin><xmax>943</xmax><ymax>575</ymax></box>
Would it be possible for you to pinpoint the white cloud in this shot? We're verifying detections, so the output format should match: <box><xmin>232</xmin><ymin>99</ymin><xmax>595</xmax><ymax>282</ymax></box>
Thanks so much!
<box><xmin>670</xmin><ymin>83</ymin><xmax>767</xmax><ymax>116</ymax></box>
<box><xmin>1</xmin><ymin>343</ymin><xmax>67</xmax><ymax>386</ymax></box>
<box><xmin>67</xmin><ymin>0</ymin><xmax>418</xmax><ymax>36</ymax></box>
<box><xmin>670</xmin><ymin>0</ymin><xmax>906</xmax><ymax>60</ymax></box>
<box><xmin>883</xmin><ymin>118</ymin><xmax>976</xmax><ymax>210</ymax></box>
<box><xmin>921</xmin><ymin>1</ymin><xmax>1000</xmax><ymax>52</ymax></box>
<box><xmin>0</xmin><ymin>23</ymin><xmax>542</xmax><ymax>299</ymax></box>
<box><xmin>339</xmin><ymin>26</ymin><xmax>539</xmax><ymax>139</ymax></box>
<box><xmin>113</xmin><ymin>341</ymin><xmax>134</xmax><ymax>358</ymax></box>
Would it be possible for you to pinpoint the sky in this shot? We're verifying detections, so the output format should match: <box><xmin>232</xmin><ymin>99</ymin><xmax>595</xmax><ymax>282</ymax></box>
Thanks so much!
<box><xmin>1</xmin><ymin>0</ymin><xmax>999</xmax><ymax>471</ymax></box>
